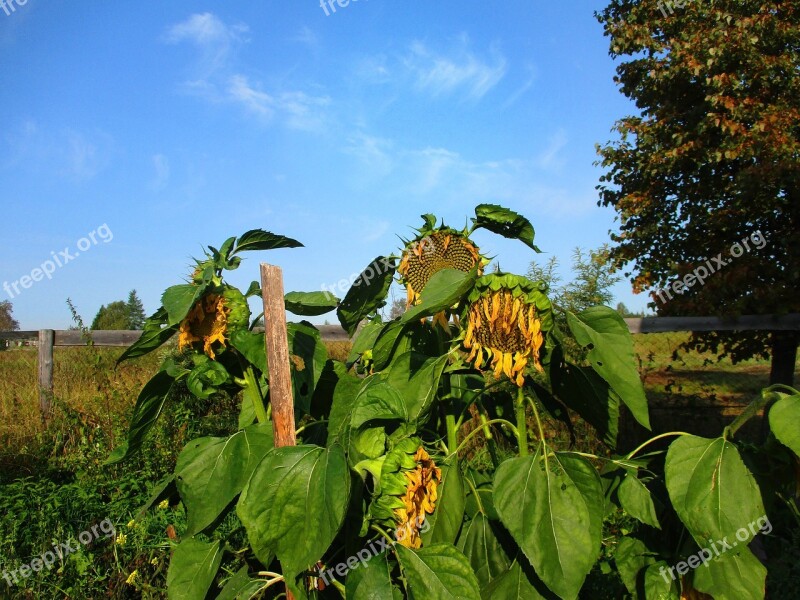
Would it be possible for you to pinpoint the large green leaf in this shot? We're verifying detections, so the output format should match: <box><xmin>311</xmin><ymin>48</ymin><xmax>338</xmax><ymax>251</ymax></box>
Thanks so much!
<box><xmin>480</xmin><ymin>560</ymin><xmax>549</xmax><ymax>600</ymax></box>
<box><xmin>553</xmin><ymin>453</ymin><xmax>604</xmax><ymax>553</ymax></box>
<box><xmin>401</xmin><ymin>268</ymin><xmax>478</xmax><ymax>324</ymax></box>
<box><xmin>494</xmin><ymin>447</ymin><xmax>595</xmax><ymax>599</ymax></box>
<box><xmin>338</xmin><ymin>256</ymin><xmax>396</xmax><ymax>335</ymax></box>
<box><xmin>457</xmin><ymin>514</ymin><xmax>512</xmax><ymax>590</ymax></box>
<box><xmin>117</xmin><ymin>308</ymin><xmax>178</xmax><ymax>364</ymax></box>
<box><xmin>566</xmin><ymin>306</ymin><xmax>650</xmax><ymax>430</ymax></box>
<box><xmin>232</xmin><ymin>229</ymin><xmax>303</xmax><ymax>254</ymax></box>
<box><xmin>422</xmin><ymin>460</ymin><xmax>466</xmax><ymax>546</ymax></box>
<box><xmin>386</xmin><ymin>352</ymin><xmax>448</xmax><ymax>425</ymax></box>
<box><xmin>287</xmin><ymin>322</ymin><xmax>328</xmax><ymax>415</ymax></box>
<box><xmin>285</xmin><ymin>291</ymin><xmax>339</xmax><ymax>316</ymax></box>
<box><xmin>350</xmin><ymin>381</ymin><xmax>408</xmax><ymax>429</ymax></box>
<box><xmin>237</xmin><ymin>445</ymin><xmax>350</xmax><ymax>595</ymax></box>
<box><xmin>472</xmin><ymin>204</ymin><xmax>541</xmax><ymax>252</ymax></box>
<box><xmin>643</xmin><ymin>562</ymin><xmax>680</xmax><ymax>600</ymax></box>
<box><xmin>345</xmin><ymin>552</ymin><xmax>403</xmax><ymax>600</ymax></box>
<box><xmin>614</xmin><ymin>536</ymin><xmax>656</xmax><ymax>597</ymax></box>
<box><xmin>665</xmin><ymin>435</ymin><xmax>764</xmax><ymax>545</ymax></box>
<box><xmin>217</xmin><ymin>566</ymin><xmax>269</xmax><ymax>600</ymax></box>
<box><xmin>618</xmin><ymin>472</ymin><xmax>661</xmax><ymax>530</ymax></box>
<box><xmin>106</xmin><ymin>370</ymin><xmax>175</xmax><ymax>464</ymax></box>
<box><xmin>230</xmin><ymin>330</ymin><xmax>267</xmax><ymax>373</ymax></box>
<box><xmin>326</xmin><ymin>362</ymin><xmax>363</xmax><ymax>444</ymax></box>
<box><xmin>175</xmin><ymin>423</ymin><xmax>274</xmax><ymax>536</ymax></box>
<box><xmin>768</xmin><ymin>393</ymin><xmax>800</xmax><ymax>457</ymax></box>
<box><xmin>692</xmin><ymin>545</ymin><xmax>767</xmax><ymax>600</ymax></box>
<box><xmin>550</xmin><ymin>353</ymin><xmax>620</xmax><ymax>447</ymax></box>
<box><xmin>396</xmin><ymin>543</ymin><xmax>481</xmax><ymax>600</ymax></box>
<box><xmin>162</xmin><ymin>284</ymin><xmax>207</xmax><ymax>326</ymax></box>
<box><xmin>167</xmin><ymin>538</ymin><xmax>224</xmax><ymax>600</ymax></box>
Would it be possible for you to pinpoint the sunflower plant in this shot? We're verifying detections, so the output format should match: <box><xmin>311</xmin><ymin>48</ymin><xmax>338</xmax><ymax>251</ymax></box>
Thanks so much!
<box><xmin>118</xmin><ymin>208</ymin><xmax>799</xmax><ymax>600</ymax></box>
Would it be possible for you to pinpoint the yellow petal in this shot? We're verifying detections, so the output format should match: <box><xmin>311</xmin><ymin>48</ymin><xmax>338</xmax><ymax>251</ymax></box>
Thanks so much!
<box><xmin>491</xmin><ymin>293</ymin><xmax>501</xmax><ymax>323</ymax></box>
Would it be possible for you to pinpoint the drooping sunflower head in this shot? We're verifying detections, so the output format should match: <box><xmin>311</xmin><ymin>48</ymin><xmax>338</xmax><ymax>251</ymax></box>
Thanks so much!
<box><xmin>397</xmin><ymin>221</ymin><xmax>484</xmax><ymax>307</ymax></box>
<box><xmin>462</xmin><ymin>273</ymin><xmax>552</xmax><ymax>386</ymax></box>
<box><xmin>177</xmin><ymin>286</ymin><xmax>249</xmax><ymax>360</ymax></box>
<box><xmin>367</xmin><ymin>438</ymin><xmax>442</xmax><ymax>549</ymax></box>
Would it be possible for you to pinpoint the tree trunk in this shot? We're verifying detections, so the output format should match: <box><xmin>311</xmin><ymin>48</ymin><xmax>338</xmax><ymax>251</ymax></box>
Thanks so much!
<box><xmin>769</xmin><ymin>331</ymin><xmax>798</xmax><ymax>387</ymax></box>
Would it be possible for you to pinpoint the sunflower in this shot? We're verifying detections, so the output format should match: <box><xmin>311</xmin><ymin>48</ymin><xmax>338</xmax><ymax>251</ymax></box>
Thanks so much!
<box><xmin>398</xmin><ymin>229</ymin><xmax>483</xmax><ymax>307</ymax></box>
<box><xmin>177</xmin><ymin>287</ymin><xmax>249</xmax><ymax>359</ymax></box>
<box><xmin>462</xmin><ymin>274</ymin><xmax>552</xmax><ymax>387</ymax></box>
<box><xmin>367</xmin><ymin>438</ymin><xmax>442</xmax><ymax>549</ymax></box>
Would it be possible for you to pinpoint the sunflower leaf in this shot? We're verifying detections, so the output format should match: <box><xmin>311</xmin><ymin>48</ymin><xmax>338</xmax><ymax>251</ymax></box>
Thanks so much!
<box><xmin>401</xmin><ymin>267</ymin><xmax>478</xmax><ymax>324</ymax></box>
<box><xmin>338</xmin><ymin>256</ymin><xmax>396</xmax><ymax>336</ymax></box>
<box><xmin>396</xmin><ymin>543</ymin><xmax>481</xmax><ymax>600</ymax></box>
<box><xmin>566</xmin><ymin>306</ymin><xmax>650</xmax><ymax>430</ymax></box>
<box><xmin>472</xmin><ymin>204</ymin><xmax>541</xmax><ymax>252</ymax></box>
<box><xmin>285</xmin><ymin>291</ymin><xmax>340</xmax><ymax>316</ymax></box>
<box><xmin>166</xmin><ymin>539</ymin><xmax>224</xmax><ymax>600</ymax></box>
<box><xmin>237</xmin><ymin>445</ymin><xmax>350</xmax><ymax>597</ymax></box>
<box><xmin>162</xmin><ymin>284</ymin><xmax>209</xmax><ymax>326</ymax></box>
<box><xmin>232</xmin><ymin>229</ymin><xmax>304</xmax><ymax>254</ymax></box>
<box><xmin>117</xmin><ymin>307</ymin><xmax>178</xmax><ymax>364</ymax></box>
<box><xmin>106</xmin><ymin>370</ymin><xmax>175</xmax><ymax>464</ymax></box>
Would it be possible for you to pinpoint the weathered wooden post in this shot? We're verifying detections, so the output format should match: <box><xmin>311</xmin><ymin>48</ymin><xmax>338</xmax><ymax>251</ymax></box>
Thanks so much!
<box><xmin>38</xmin><ymin>329</ymin><xmax>54</xmax><ymax>422</ymax></box>
<box><xmin>259</xmin><ymin>263</ymin><xmax>297</xmax><ymax>600</ymax></box>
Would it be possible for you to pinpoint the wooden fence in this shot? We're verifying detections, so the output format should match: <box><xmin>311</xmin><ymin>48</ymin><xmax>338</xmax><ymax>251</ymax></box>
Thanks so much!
<box><xmin>1</xmin><ymin>314</ymin><xmax>798</xmax><ymax>423</ymax></box>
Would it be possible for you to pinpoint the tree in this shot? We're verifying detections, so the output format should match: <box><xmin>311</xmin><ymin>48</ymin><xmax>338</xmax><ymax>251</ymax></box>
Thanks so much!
<box><xmin>0</xmin><ymin>300</ymin><xmax>20</xmax><ymax>331</ymax></box>
<box><xmin>529</xmin><ymin>246</ymin><xmax>621</xmax><ymax>360</ymax></box>
<box><xmin>91</xmin><ymin>289</ymin><xmax>147</xmax><ymax>330</ymax></box>
<box><xmin>91</xmin><ymin>301</ymin><xmax>130</xmax><ymax>330</ymax></box>
<box><xmin>595</xmin><ymin>1</ymin><xmax>800</xmax><ymax>385</ymax></box>
<box><xmin>126</xmin><ymin>289</ymin><xmax>146</xmax><ymax>329</ymax></box>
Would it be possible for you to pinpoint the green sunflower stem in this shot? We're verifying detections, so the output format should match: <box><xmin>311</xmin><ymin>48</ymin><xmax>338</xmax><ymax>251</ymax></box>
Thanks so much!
<box><xmin>445</xmin><ymin>412</ymin><xmax>459</xmax><ymax>456</ymax></box>
<box><xmin>243</xmin><ymin>364</ymin><xmax>269</xmax><ymax>425</ymax></box>
<box><xmin>515</xmin><ymin>386</ymin><xmax>529</xmax><ymax>457</ymax></box>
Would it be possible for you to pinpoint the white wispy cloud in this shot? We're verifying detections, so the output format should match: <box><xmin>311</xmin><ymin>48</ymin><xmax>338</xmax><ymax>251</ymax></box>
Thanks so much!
<box><xmin>164</xmin><ymin>13</ymin><xmax>248</xmax><ymax>76</ymax></box>
<box><xmin>165</xmin><ymin>14</ymin><xmax>330</xmax><ymax>132</ymax></box>
<box><xmin>403</xmin><ymin>38</ymin><xmax>507</xmax><ymax>100</ymax></box>
<box><xmin>535</xmin><ymin>129</ymin><xmax>568</xmax><ymax>170</ymax></box>
<box><xmin>339</xmin><ymin>137</ymin><xmax>592</xmax><ymax>217</ymax></box>
<box><xmin>226</xmin><ymin>76</ymin><xmax>331</xmax><ymax>131</ymax></box>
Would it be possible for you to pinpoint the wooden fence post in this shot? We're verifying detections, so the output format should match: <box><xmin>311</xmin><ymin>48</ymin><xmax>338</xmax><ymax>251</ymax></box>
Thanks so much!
<box><xmin>260</xmin><ymin>263</ymin><xmax>297</xmax><ymax>449</ymax></box>
<box><xmin>38</xmin><ymin>329</ymin><xmax>54</xmax><ymax>422</ymax></box>
<box><xmin>260</xmin><ymin>264</ymin><xmax>297</xmax><ymax>600</ymax></box>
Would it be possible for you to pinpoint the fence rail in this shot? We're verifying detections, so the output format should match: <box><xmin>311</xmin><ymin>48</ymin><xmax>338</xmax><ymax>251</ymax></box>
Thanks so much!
<box><xmin>1</xmin><ymin>314</ymin><xmax>798</xmax><ymax>423</ymax></box>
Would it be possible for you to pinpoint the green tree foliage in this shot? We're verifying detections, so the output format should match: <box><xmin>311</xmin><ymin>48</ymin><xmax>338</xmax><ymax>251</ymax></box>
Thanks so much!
<box><xmin>529</xmin><ymin>246</ymin><xmax>621</xmax><ymax>361</ymax></box>
<box><xmin>595</xmin><ymin>1</ymin><xmax>800</xmax><ymax>383</ymax></box>
<box><xmin>91</xmin><ymin>290</ymin><xmax>147</xmax><ymax>330</ymax></box>
<box><xmin>91</xmin><ymin>301</ymin><xmax>130</xmax><ymax>330</ymax></box>
<box><xmin>0</xmin><ymin>300</ymin><xmax>20</xmax><ymax>331</ymax></box>
<box><xmin>127</xmin><ymin>289</ymin><xmax>146</xmax><ymax>329</ymax></box>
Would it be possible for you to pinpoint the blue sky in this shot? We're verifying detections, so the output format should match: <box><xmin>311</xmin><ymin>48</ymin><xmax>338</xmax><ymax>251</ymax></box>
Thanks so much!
<box><xmin>0</xmin><ymin>0</ymin><xmax>647</xmax><ymax>330</ymax></box>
